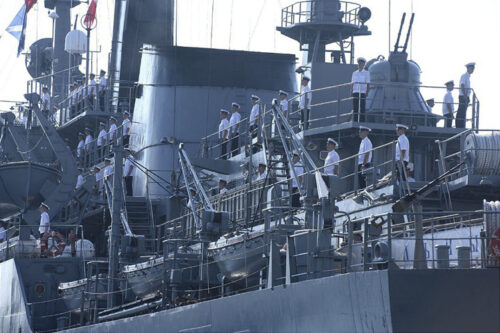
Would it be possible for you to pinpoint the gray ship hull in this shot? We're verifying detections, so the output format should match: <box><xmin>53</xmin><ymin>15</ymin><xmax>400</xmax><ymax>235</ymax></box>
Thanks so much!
<box><xmin>61</xmin><ymin>269</ymin><xmax>499</xmax><ymax>333</ymax></box>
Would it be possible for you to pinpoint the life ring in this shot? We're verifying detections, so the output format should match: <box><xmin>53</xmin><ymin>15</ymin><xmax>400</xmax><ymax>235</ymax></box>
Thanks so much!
<box><xmin>489</xmin><ymin>227</ymin><xmax>500</xmax><ymax>259</ymax></box>
<box><xmin>41</xmin><ymin>231</ymin><xmax>66</xmax><ymax>257</ymax></box>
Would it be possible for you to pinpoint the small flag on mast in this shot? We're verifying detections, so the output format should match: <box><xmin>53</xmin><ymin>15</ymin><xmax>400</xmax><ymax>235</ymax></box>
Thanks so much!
<box><xmin>5</xmin><ymin>1</ymin><xmax>38</xmax><ymax>57</ymax></box>
<box><xmin>83</xmin><ymin>0</ymin><xmax>98</xmax><ymax>29</ymax></box>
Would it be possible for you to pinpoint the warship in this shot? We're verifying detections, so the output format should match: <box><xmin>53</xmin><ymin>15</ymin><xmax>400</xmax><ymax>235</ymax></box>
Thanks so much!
<box><xmin>0</xmin><ymin>0</ymin><xmax>498</xmax><ymax>332</ymax></box>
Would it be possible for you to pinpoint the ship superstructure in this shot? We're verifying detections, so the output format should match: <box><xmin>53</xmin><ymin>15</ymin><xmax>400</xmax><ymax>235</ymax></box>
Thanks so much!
<box><xmin>0</xmin><ymin>1</ymin><xmax>498</xmax><ymax>333</ymax></box>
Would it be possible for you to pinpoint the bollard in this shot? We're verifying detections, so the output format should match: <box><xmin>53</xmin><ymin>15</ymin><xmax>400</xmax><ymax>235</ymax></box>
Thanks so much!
<box><xmin>435</xmin><ymin>245</ymin><xmax>450</xmax><ymax>269</ymax></box>
<box><xmin>456</xmin><ymin>246</ymin><xmax>471</xmax><ymax>269</ymax></box>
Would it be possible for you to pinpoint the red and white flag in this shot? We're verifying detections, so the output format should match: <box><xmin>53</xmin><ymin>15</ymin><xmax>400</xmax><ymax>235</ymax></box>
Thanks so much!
<box><xmin>83</xmin><ymin>0</ymin><xmax>98</xmax><ymax>29</ymax></box>
<box><xmin>25</xmin><ymin>0</ymin><xmax>37</xmax><ymax>12</ymax></box>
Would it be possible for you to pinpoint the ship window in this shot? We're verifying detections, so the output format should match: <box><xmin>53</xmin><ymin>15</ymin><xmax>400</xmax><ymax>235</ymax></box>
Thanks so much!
<box><xmin>34</xmin><ymin>283</ymin><xmax>46</xmax><ymax>298</ymax></box>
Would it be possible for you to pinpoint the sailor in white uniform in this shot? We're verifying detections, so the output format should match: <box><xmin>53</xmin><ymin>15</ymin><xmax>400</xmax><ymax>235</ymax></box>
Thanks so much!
<box><xmin>76</xmin><ymin>168</ymin><xmax>84</xmax><ymax>189</ymax></box>
<box><xmin>76</xmin><ymin>132</ymin><xmax>85</xmax><ymax>161</ymax></box>
<box><xmin>396</xmin><ymin>124</ymin><xmax>410</xmax><ymax>181</ymax></box>
<box><xmin>94</xmin><ymin>166</ymin><xmax>103</xmax><ymax>196</ymax></box>
<box><xmin>256</xmin><ymin>163</ymin><xmax>267</xmax><ymax>181</ymax></box>
<box><xmin>279</xmin><ymin>90</ymin><xmax>289</xmax><ymax>119</ymax></box>
<box><xmin>84</xmin><ymin>128</ymin><xmax>93</xmax><ymax>166</ymax></box>
<box><xmin>249</xmin><ymin>95</ymin><xmax>260</xmax><ymax>135</ymax></box>
<box><xmin>104</xmin><ymin>158</ymin><xmax>114</xmax><ymax>180</ymax></box>
<box><xmin>323</xmin><ymin>138</ymin><xmax>340</xmax><ymax>177</ymax></box>
<box><xmin>39</xmin><ymin>203</ymin><xmax>51</xmax><ymax>236</ymax></box>
<box><xmin>299</xmin><ymin>76</ymin><xmax>311</xmax><ymax>130</ymax></box>
<box><xmin>187</xmin><ymin>187</ymin><xmax>197</xmax><ymax>210</ymax></box>
<box><xmin>99</xmin><ymin>70</ymin><xmax>107</xmax><ymax>110</ymax></box>
<box><xmin>219</xmin><ymin>179</ymin><xmax>228</xmax><ymax>194</ymax></box>
<box><xmin>97</xmin><ymin>122</ymin><xmax>107</xmax><ymax>160</ymax></box>
<box><xmin>407</xmin><ymin>162</ymin><xmax>416</xmax><ymax>183</ymax></box>
<box><xmin>456</xmin><ymin>62</ymin><xmax>475</xmax><ymax>128</ymax></box>
<box><xmin>443</xmin><ymin>80</ymin><xmax>455</xmax><ymax>127</ymax></box>
<box><xmin>0</xmin><ymin>223</ymin><xmax>6</xmax><ymax>243</ymax></box>
<box><xmin>88</xmin><ymin>73</ymin><xmax>97</xmax><ymax>107</ymax></box>
<box><xmin>358</xmin><ymin>126</ymin><xmax>373</xmax><ymax>188</ymax></box>
<box><xmin>291</xmin><ymin>152</ymin><xmax>304</xmax><ymax>208</ymax></box>
<box><xmin>229</xmin><ymin>102</ymin><xmax>241</xmax><ymax>157</ymax></box>
<box><xmin>41</xmin><ymin>86</ymin><xmax>51</xmax><ymax>116</ymax></box>
<box><xmin>218</xmin><ymin>109</ymin><xmax>230</xmax><ymax>159</ymax></box>
<box><xmin>351</xmin><ymin>57</ymin><xmax>370</xmax><ymax>122</ymax></box>
<box><xmin>108</xmin><ymin>117</ymin><xmax>118</xmax><ymax>143</ymax></box>
<box><xmin>122</xmin><ymin>111</ymin><xmax>131</xmax><ymax>146</ymax></box>
<box><xmin>124</xmin><ymin>148</ymin><xmax>135</xmax><ymax>196</ymax></box>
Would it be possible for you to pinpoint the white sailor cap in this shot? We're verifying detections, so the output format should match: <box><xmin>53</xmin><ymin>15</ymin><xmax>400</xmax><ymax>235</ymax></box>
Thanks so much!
<box><xmin>357</xmin><ymin>57</ymin><xmax>367</xmax><ymax>63</ymax></box>
<box><xmin>292</xmin><ymin>150</ymin><xmax>300</xmax><ymax>157</ymax></box>
<box><xmin>359</xmin><ymin>126</ymin><xmax>371</xmax><ymax>132</ymax></box>
<box><xmin>40</xmin><ymin>202</ymin><xmax>50</xmax><ymax>210</ymax></box>
<box><xmin>77</xmin><ymin>167</ymin><xmax>83</xmax><ymax>172</ymax></box>
<box><xmin>94</xmin><ymin>166</ymin><xmax>101</xmax><ymax>170</ymax></box>
<box><xmin>104</xmin><ymin>158</ymin><xmax>112</xmax><ymax>162</ymax></box>
<box><xmin>109</xmin><ymin>116</ymin><xmax>116</xmax><ymax>121</ymax></box>
<box><xmin>123</xmin><ymin>111</ymin><xmax>130</xmax><ymax>115</ymax></box>
<box><xmin>279</xmin><ymin>90</ymin><xmax>288</xmax><ymax>96</ymax></box>
<box><xmin>220</xmin><ymin>108</ymin><xmax>229</xmax><ymax>114</ymax></box>
<box><xmin>396</xmin><ymin>124</ymin><xmax>409</xmax><ymax>130</ymax></box>
<box><xmin>258</xmin><ymin>162</ymin><xmax>266</xmax><ymax>167</ymax></box>
<box><xmin>84</xmin><ymin>127</ymin><xmax>91</xmax><ymax>132</ymax></box>
<box><xmin>231</xmin><ymin>102</ymin><xmax>240</xmax><ymax>108</ymax></box>
<box><xmin>465</xmin><ymin>62</ymin><xmax>476</xmax><ymax>67</ymax></box>
<box><xmin>251</xmin><ymin>95</ymin><xmax>260</xmax><ymax>100</ymax></box>
<box><xmin>327</xmin><ymin>138</ymin><xmax>338</xmax><ymax>146</ymax></box>
<box><xmin>99</xmin><ymin>122</ymin><xmax>105</xmax><ymax>126</ymax></box>
<box><xmin>407</xmin><ymin>162</ymin><xmax>414</xmax><ymax>172</ymax></box>
<box><xmin>78</xmin><ymin>132</ymin><xmax>84</xmax><ymax>136</ymax></box>
<box><xmin>302</xmin><ymin>75</ymin><xmax>310</xmax><ymax>81</ymax></box>
<box><xmin>444</xmin><ymin>80</ymin><xmax>454</xmax><ymax>86</ymax></box>
<box><xmin>219</xmin><ymin>178</ymin><xmax>227</xmax><ymax>183</ymax></box>
<box><xmin>124</xmin><ymin>147</ymin><xmax>132</xmax><ymax>152</ymax></box>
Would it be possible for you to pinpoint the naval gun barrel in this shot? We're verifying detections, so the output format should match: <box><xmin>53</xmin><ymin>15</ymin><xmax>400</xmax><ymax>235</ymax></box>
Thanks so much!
<box><xmin>393</xmin><ymin>13</ymin><xmax>406</xmax><ymax>52</ymax></box>
<box><xmin>402</xmin><ymin>13</ymin><xmax>415</xmax><ymax>53</ymax></box>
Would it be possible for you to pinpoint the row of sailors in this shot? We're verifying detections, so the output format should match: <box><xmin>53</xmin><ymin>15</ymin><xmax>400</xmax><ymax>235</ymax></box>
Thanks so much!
<box><xmin>76</xmin><ymin>111</ymin><xmax>132</xmax><ymax>160</ymax></box>
<box><xmin>324</xmin><ymin>124</ymin><xmax>410</xmax><ymax>187</ymax></box>
<box><xmin>68</xmin><ymin>70</ymin><xmax>107</xmax><ymax>108</ymax></box>
<box><xmin>217</xmin><ymin>85</ymin><xmax>312</xmax><ymax>158</ymax></box>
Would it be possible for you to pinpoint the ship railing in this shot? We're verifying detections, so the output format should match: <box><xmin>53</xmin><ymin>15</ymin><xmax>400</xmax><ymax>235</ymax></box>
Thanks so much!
<box><xmin>0</xmin><ymin>224</ymin><xmax>86</xmax><ymax>263</ymax></box>
<box><xmin>281</xmin><ymin>1</ymin><xmax>363</xmax><ymax>28</ymax></box>
<box><xmin>436</xmin><ymin>128</ymin><xmax>500</xmax><ymax>183</ymax></box>
<box><xmin>339</xmin><ymin>210</ymin><xmax>495</xmax><ymax>271</ymax></box>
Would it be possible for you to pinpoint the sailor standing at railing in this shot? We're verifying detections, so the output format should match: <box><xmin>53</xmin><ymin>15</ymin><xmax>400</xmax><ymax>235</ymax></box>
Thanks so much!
<box><xmin>41</xmin><ymin>86</ymin><xmax>51</xmax><ymax>118</ymax></box>
<box><xmin>122</xmin><ymin>111</ymin><xmax>131</xmax><ymax>146</ymax></box>
<box><xmin>77</xmin><ymin>80</ymin><xmax>84</xmax><ymax>113</ymax></box>
<box><xmin>291</xmin><ymin>152</ymin><xmax>304</xmax><ymax>208</ymax></box>
<box><xmin>69</xmin><ymin>83</ymin><xmax>76</xmax><ymax>117</ymax></box>
<box><xmin>299</xmin><ymin>76</ymin><xmax>311</xmax><ymax>130</ymax></box>
<box><xmin>39</xmin><ymin>203</ymin><xmax>50</xmax><ymax>237</ymax></box>
<box><xmin>108</xmin><ymin>116</ymin><xmax>117</xmax><ymax>144</ymax></box>
<box><xmin>93</xmin><ymin>166</ymin><xmax>103</xmax><ymax>196</ymax></box>
<box><xmin>323</xmin><ymin>138</ymin><xmax>340</xmax><ymax>177</ymax></box>
<box><xmin>256</xmin><ymin>163</ymin><xmax>267</xmax><ymax>181</ymax></box>
<box><xmin>187</xmin><ymin>187</ymin><xmax>197</xmax><ymax>210</ymax></box>
<box><xmin>395</xmin><ymin>124</ymin><xmax>410</xmax><ymax>181</ymax></box>
<box><xmin>249</xmin><ymin>95</ymin><xmax>260</xmax><ymax>137</ymax></box>
<box><xmin>219</xmin><ymin>179</ymin><xmax>228</xmax><ymax>194</ymax></box>
<box><xmin>104</xmin><ymin>158</ymin><xmax>114</xmax><ymax>180</ymax></box>
<box><xmin>218</xmin><ymin>109</ymin><xmax>230</xmax><ymax>159</ymax></box>
<box><xmin>97</xmin><ymin>122</ymin><xmax>107</xmax><ymax>160</ymax></box>
<box><xmin>229</xmin><ymin>102</ymin><xmax>241</xmax><ymax>157</ymax></box>
<box><xmin>77</xmin><ymin>132</ymin><xmax>85</xmax><ymax>160</ymax></box>
<box><xmin>99</xmin><ymin>70</ymin><xmax>107</xmax><ymax>110</ymax></box>
<box><xmin>88</xmin><ymin>73</ymin><xmax>97</xmax><ymax>108</ymax></box>
<box><xmin>358</xmin><ymin>126</ymin><xmax>372</xmax><ymax>188</ymax></box>
<box><xmin>279</xmin><ymin>90</ymin><xmax>289</xmax><ymax>119</ymax></box>
<box><xmin>84</xmin><ymin>128</ymin><xmax>93</xmax><ymax>151</ymax></box>
<box><xmin>76</xmin><ymin>168</ymin><xmax>84</xmax><ymax>189</ymax></box>
<box><xmin>456</xmin><ymin>62</ymin><xmax>475</xmax><ymax>128</ymax></box>
<box><xmin>351</xmin><ymin>57</ymin><xmax>370</xmax><ymax>122</ymax></box>
<box><xmin>0</xmin><ymin>222</ymin><xmax>6</xmax><ymax>243</ymax></box>
<box><xmin>443</xmin><ymin>80</ymin><xmax>455</xmax><ymax>128</ymax></box>
<box><xmin>124</xmin><ymin>147</ymin><xmax>135</xmax><ymax>196</ymax></box>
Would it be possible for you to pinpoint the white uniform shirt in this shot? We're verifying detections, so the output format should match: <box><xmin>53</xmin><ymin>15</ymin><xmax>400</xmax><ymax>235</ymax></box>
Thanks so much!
<box><xmin>249</xmin><ymin>104</ymin><xmax>259</xmax><ymax>126</ymax></box>
<box><xmin>76</xmin><ymin>174</ymin><xmax>84</xmax><ymax>189</ymax></box>
<box><xmin>351</xmin><ymin>69</ymin><xmax>371</xmax><ymax>94</ymax></box>
<box><xmin>280</xmin><ymin>99</ymin><xmax>288</xmax><ymax>116</ymax></box>
<box><xmin>299</xmin><ymin>85</ymin><xmax>311</xmax><ymax>109</ymax></box>
<box><xmin>95</xmin><ymin>171</ymin><xmax>103</xmax><ymax>190</ymax></box>
<box><xmin>39</xmin><ymin>211</ymin><xmax>50</xmax><ymax>234</ymax></box>
<box><xmin>291</xmin><ymin>162</ymin><xmax>304</xmax><ymax>188</ymax></box>
<box><xmin>88</xmin><ymin>79</ymin><xmax>97</xmax><ymax>95</ymax></box>
<box><xmin>220</xmin><ymin>187</ymin><xmax>227</xmax><ymax>194</ymax></box>
<box><xmin>122</xmin><ymin>118</ymin><xmax>131</xmax><ymax>136</ymax></box>
<box><xmin>229</xmin><ymin>112</ymin><xmax>241</xmax><ymax>134</ymax></box>
<box><xmin>218</xmin><ymin>118</ymin><xmax>229</xmax><ymax>139</ymax></box>
<box><xmin>396</xmin><ymin>134</ymin><xmax>410</xmax><ymax>162</ymax></box>
<box><xmin>358</xmin><ymin>136</ymin><xmax>373</xmax><ymax>165</ymax></box>
<box><xmin>70</xmin><ymin>90</ymin><xmax>76</xmax><ymax>105</ymax></box>
<box><xmin>99</xmin><ymin>76</ymin><xmax>107</xmax><ymax>92</ymax></box>
<box><xmin>324</xmin><ymin>150</ymin><xmax>340</xmax><ymax>175</ymax></box>
<box><xmin>42</xmin><ymin>93</ymin><xmax>51</xmax><ymax>110</ymax></box>
<box><xmin>124</xmin><ymin>156</ymin><xmax>136</xmax><ymax>177</ymax></box>
<box><xmin>77</xmin><ymin>139</ymin><xmax>84</xmax><ymax>157</ymax></box>
<box><xmin>108</xmin><ymin>123</ymin><xmax>117</xmax><ymax>141</ymax></box>
<box><xmin>104</xmin><ymin>165</ymin><xmax>114</xmax><ymax>178</ymax></box>
<box><xmin>0</xmin><ymin>227</ymin><xmax>6</xmax><ymax>242</ymax></box>
<box><xmin>85</xmin><ymin>134</ymin><xmax>93</xmax><ymax>150</ymax></box>
<box><xmin>257</xmin><ymin>171</ymin><xmax>267</xmax><ymax>181</ymax></box>
<box><xmin>443</xmin><ymin>91</ymin><xmax>454</xmax><ymax>115</ymax></box>
<box><xmin>97</xmin><ymin>129</ymin><xmax>107</xmax><ymax>146</ymax></box>
<box><xmin>77</xmin><ymin>86</ymin><xmax>84</xmax><ymax>101</ymax></box>
<box><xmin>459</xmin><ymin>72</ymin><xmax>471</xmax><ymax>97</ymax></box>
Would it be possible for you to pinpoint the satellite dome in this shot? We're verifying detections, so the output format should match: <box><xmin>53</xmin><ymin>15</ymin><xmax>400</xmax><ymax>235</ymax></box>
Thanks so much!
<box><xmin>64</xmin><ymin>29</ymin><xmax>87</xmax><ymax>54</ymax></box>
